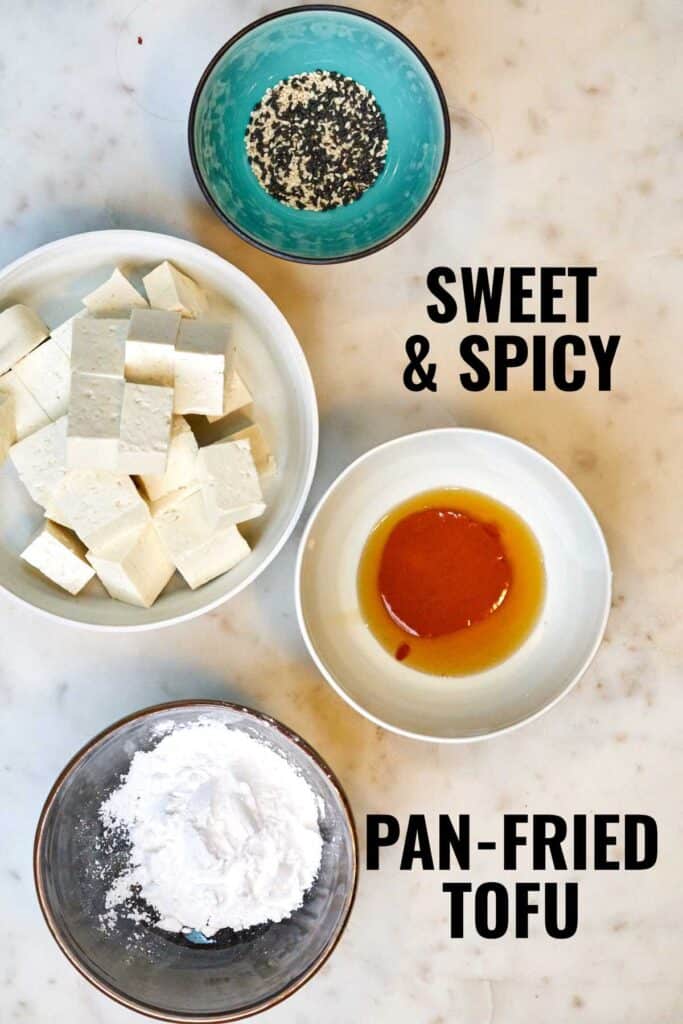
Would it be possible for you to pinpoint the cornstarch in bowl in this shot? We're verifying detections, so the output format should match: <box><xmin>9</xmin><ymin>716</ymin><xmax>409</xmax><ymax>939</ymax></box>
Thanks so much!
<box><xmin>97</xmin><ymin>718</ymin><xmax>323</xmax><ymax>940</ymax></box>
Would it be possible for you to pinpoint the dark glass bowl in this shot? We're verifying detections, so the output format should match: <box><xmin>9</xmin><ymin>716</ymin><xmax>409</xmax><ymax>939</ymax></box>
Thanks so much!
<box><xmin>34</xmin><ymin>701</ymin><xmax>357</xmax><ymax>1021</ymax></box>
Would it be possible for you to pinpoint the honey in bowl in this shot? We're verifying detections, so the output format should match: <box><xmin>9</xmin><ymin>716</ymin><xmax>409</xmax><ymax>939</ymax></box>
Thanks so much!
<box><xmin>357</xmin><ymin>489</ymin><xmax>545</xmax><ymax>675</ymax></box>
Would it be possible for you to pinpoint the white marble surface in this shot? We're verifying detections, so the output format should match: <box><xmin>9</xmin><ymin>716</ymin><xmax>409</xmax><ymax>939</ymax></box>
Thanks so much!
<box><xmin>1</xmin><ymin>1</ymin><xmax>682</xmax><ymax>1021</ymax></box>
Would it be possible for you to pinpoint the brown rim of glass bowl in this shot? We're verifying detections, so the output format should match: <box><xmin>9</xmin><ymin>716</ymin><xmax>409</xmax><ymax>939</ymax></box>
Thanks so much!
<box><xmin>33</xmin><ymin>699</ymin><xmax>359</xmax><ymax>1023</ymax></box>
<box><xmin>187</xmin><ymin>4</ymin><xmax>451</xmax><ymax>265</ymax></box>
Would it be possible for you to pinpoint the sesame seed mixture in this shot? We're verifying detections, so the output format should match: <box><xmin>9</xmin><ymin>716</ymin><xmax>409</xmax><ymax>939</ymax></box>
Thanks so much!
<box><xmin>245</xmin><ymin>70</ymin><xmax>389</xmax><ymax>212</ymax></box>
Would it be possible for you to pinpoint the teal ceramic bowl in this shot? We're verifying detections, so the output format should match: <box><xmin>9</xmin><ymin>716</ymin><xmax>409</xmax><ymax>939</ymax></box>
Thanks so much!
<box><xmin>189</xmin><ymin>5</ymin><xmax>450</xmax><ymax>263</ymax></box>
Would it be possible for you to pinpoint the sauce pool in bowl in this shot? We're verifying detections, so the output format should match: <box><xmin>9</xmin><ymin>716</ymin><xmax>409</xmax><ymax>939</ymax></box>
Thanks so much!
<box><xmin>357</xmin><ymin>488</ymin><xmax>545</xmax><ymax>675</ymax></box>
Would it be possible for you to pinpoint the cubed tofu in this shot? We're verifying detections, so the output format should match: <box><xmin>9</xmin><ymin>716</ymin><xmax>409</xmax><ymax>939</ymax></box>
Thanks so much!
<box><xmin>67</xmin><ymin>373</ymin><xmax>124</xmax><ymax>471</ymax></box>
<box><xmin>142</xmin><ymin>261</ymin><xmax>207</xmax><ymax>318</ymax></box>
<box><xmin>14</xmin><ymin>338</ymin><xmax>71</xmax><ymax>420</ymax></box>
<box><xmin>46</xmin><ymin>469</ymin><xmax>150</xmax><ymax>555</ymax></box>
<box><xmin>124</xmin><ymin>308</ymin><xmax>180</xmax><ymax>387</ymax></box>
<box><xmin>206</xmin><ymin>369</ymin><xmax>253</xmax><ymax>423</ymax></box>
<box><xmin>50</xmin><ymin>311</ymin><xmax>87</xmax><ymax>359</ymax></box>
<box><xmin>0</xmin><ymin>304</ymin><xmax>49</xmax><ymax>375</ymax></box>
<box><xmin>87</xmin><ymin>523</ymin><xmax>175</xmax><ymax>608</ymax></box>
<box><xmin>0</xmin><ymin>371</ymin><xmax>51</xmax><ymax>441</ymax></box>
<box><xmin>21</xmin><ymin>521</ymin><xmax>95</xmax><ymax>596</ymax></box>
<box><xmin>9</xmin><ymin>416</ymin><xmax>68</xmax><ymax>511</ymax></box>
<box><xmin>174</xmin><ymin>322</ymin><xmax>232</xmax><ymax>416</ymax></box>
<box><xmin>137</xmin><ymin>415</ymin><xmax>199</xmax><ymax>502</ymax></box>
<box><xmin>118</xmin><ymin>382</ymin><xmax>173</xmax><ymax>476</ymax></box>
<box><xmin>71</xmin><ymin>318</ymin><xmax>126</xmax><ymax>378</ymax></box>
<box><xmin>197</xmin><ymin>439</ymin><xmax>265</xmax><ymax>527</ymax></box>
<box><xmin>0</xmin><ymin>391</ymin><xmax>16</xmax><ymax>464</ymax></box>
<box><xmin>82</xmin><ymin>267</ymin><xmax>148</xmax><ymax>316</ymax></box>
<box><xmin>220</xmin><ymin>423</ymin><xmax>276</xmax><ymax>477</ymax></box>
<box><xmin>153</xmin><ymin>487</ymin><xmax>250</xmax><ymax>589</ymax></box>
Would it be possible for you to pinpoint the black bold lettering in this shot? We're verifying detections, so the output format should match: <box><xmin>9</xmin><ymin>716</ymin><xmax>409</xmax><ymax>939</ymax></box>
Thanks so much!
<box><xmin>540</xmin><ymin>267</ymin><xmax>566</xmax><ymax>322</ymax></box>
<box><xmin>400</xmin><ymin>815</ymin><xmax>434</xmax><ymax>870</ymax></box>
<box><xmin>515</xmin><ymin>883</ymin><xmax>541</xmax><ymax>938</ymax></box>
<box><xmin>589</xmin><ymin>334</ymin><xmax>620</xmax><ymax>390</ymax></box>
<box><xmin>532</xmin><ymin>815</ymin><xmax>568</xmax><ymax>869</ymax></box>
<box><xmin>567</xmin><ymin>267</ymin><xmax>597</xmax><ymax>322</ymax></box>
<box><xmin>494</xmin><ymin>336</ymin><xmax>528</xmax><ymax>390</ymax></box>
<box><xmin>594</xmin><ymin>814</ymin><xmax>620</xmax><ymax>870</ymax></box>
<box><xmin>366</xmin><ymin>814</ymin><xmax>400</xmax><ymax>870</ymax></box>
<box><xmin>475</xmin><ymin>883</ymin><xmax>509</xmax><ymax>939</ymax></box>
<box><xmin>426</xmin><ymin>266</ymin><xmax>457</xmax><ymax>323</ymax></box>
<box><xmin>504</xmin><ymin>815</ymin><xmax>528</xmax><ymax>869</ymax></box>
<box><xmin>553</xmin><ymin>335</ymin><xmax>585</xmax><ymax>391</ymax></box>
<box><xmin>624</xmin><ymin>814</ymin><xmax>658</xmax><ymax>870</ymax></box>
<box><xmin>546</xmin><ymin>883</ymin><xmax>579</xmax><ymax>938</ymax></box>
<box><xmin>460</xmin><ymin>267</ymin><xmax>504</xmax><ymax>322</ymax></box>
<box><xmin>510</xmin><ymin>267</ymin><xmax>535</xmax><ymax>322</ymax></box>
<box><xmin>439</xmin><ymin>814</ymin><xmax>470</xmax><ymax>870</ymax></box>
<box><xmin>460</xmin><ymin>335</ymin><xmax>490</xmax><ymax>391</ymax></box>
<box><xmin>443</xmin><ymin>882</ymin><xmax>471</xmax><ymax>938</ymax></box>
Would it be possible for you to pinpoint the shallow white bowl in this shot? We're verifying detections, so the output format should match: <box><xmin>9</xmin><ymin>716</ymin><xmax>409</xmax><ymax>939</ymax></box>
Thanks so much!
<box><xmin>296</xmin><ymin>429</ymin><xmax>611</xmax><ymax>742</ymax></box>
<box><xmin>0</xmin><ymin>230</ymin><xmax>317</xmax><ymax>630</ymax></box>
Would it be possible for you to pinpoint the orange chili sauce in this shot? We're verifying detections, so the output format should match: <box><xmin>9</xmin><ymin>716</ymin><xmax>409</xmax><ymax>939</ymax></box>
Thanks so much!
<box><xmin>357</xmin><ymin>488</ymin><xmax>545</xmax><ymax>675</ymax></box>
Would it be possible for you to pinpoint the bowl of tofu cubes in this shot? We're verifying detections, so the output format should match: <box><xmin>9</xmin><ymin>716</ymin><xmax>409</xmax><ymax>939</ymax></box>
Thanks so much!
<box><xmin>0</xmin><ymin>230</ymin><xmax>317</xmax><ymax>628</ymax></box>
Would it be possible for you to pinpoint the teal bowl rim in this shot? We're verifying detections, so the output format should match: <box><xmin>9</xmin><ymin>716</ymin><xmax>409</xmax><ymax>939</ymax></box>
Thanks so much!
<box><xmin>187</xmin><ymin>4</ymin><xmax>451</xmax><ymax>265</ymax></box>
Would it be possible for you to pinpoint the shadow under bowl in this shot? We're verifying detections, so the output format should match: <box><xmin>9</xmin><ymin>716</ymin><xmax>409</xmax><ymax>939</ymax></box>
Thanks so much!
<box><xmin>189</xmin><ymin>4</ymin><xmax>450</xmax><ymax>263</ymax></box>
<box><xmin>34</xmin><ymin>701</ymin><xmax>357</xmax><ymax>1022</ymax></box>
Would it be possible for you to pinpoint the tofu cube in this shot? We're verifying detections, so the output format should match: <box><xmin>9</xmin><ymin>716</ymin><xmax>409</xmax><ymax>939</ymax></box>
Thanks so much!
<box><xmin>221</xmin><ymin>423</ymin><xmax>276</xmax><ymax>477</ymax></box>
<box><xmin>67</xmin><ymin>374</ymin><xmax>124</xmax><ymax>471</ymax></box>
<box><xmin>9</xmin><ymin>416</ymin><xmax>68</xmax><ymax>511</ymax></box>
<box><xmin>87</xmin><ymin>523</ymin><xmax>175</xmax><ymax>608</ymax></box>
<box><xmin>14</xmin><ymin>338</ymin><xmax>71</xmax><ymax>420</ymax></box>
<box><xmin>142</xmin><ymin>261</ymin><xmax>207</xmax><ymax>318</ymax></box>
<box><xmin>206</xmin><ymin>369</ymin><xmax>253</xmax><ymax>423</ymax></box>
<box><xmin>21</xmin><ymin>521</ymin><xmax>95</xmax><ymax>595</ymax></box>
<box><xmin>0</xmin><ymin>304</ymin><xmax>49</xmax><ymax>374</ymax></box>
<box><xmin>82</xmin><ymin>267</ymin><xmax>148</xmax><ymax>316</ymax></box>
<box><xmin>124</xmin><ymin>308</ymin><xmax>180</xmax><ymax>387</ymax></box>
<box><xmin>197</xmin><ymin>439</ymin><xmax>265</xmax><ymax>527</ymax></box>
<box><xmin>118</xmin><ymin>382</ymin><xmax>173</xmax><ymax>476</ymax></box>
<box><xmin>46</xmin><ymin>469</ymin><xmax>150</xmax><ymax>555</ymax></box>
<box><xmin>138</xmin><ymin>415</ymin><xmax>199</xmax><ymax>502</ymax></box>
<box><xmin>174</xmin><ymin>322</ymin><xmax>232</xmax><ymax>416</ymax></box>
<box><xmin>71</xmin><ymin>318</ymin><xmax>126</xmax><ymax>378</ymax></box>
<box><xmin>0</xmin><ymin>371</ymin><xmax>51</xmax><ymax>441</ymax></box>
<box><xmin>153</xmin><ymin>487</ymin><xmax>250</xmax><ymax>589</ymax></box>
<box><xmin>50</xmin><ymin>311</ymin><xmax>87</xmax><ymax>359</ymax></box>
<box><xmin>0</xmin><ymin>391</ymin><xmax>16</xmax><ymax>464</ymax></box>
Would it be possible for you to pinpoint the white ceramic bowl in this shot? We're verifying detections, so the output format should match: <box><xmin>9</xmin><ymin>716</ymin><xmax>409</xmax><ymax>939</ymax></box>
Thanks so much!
<box><xmin>0</xmin><ymin>230</ymin><xmax>317</xmax><ymax>629</ymax></box>
<box><xmin>296</xmin><ymin>429</ymin><xmax>611</xmax><ymax>742</ymax></box>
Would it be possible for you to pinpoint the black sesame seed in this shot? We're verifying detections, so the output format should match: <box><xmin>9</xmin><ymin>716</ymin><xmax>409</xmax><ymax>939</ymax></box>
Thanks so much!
<box><xmin>245</xmin><ymin>70</ymin><xmax>388</xmax><ymax>212</ymax></box>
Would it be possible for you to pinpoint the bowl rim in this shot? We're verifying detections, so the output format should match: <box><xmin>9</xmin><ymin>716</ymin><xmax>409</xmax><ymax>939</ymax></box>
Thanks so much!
<box><xmin>33</xmin><ymin>698</ymin><xmax>358</xmax><ymax>1023</ymax></box>
<box><xmin>0</xmin><ymin>228</ymin><xmax>319</xmax><ymax>632</ymax></box>
<box><xmin>294</xmin><ymin>427</ymin><xmax>613</xmax><ymax>743</ymax></box>
<box><xmin>187</xmin><ymin>3</ymin><xmax>452</xmax><ymax>265</ymax></box>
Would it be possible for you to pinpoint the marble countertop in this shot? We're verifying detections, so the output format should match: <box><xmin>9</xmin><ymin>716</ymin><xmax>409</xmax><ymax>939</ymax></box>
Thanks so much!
<box><xmin>1</xmin><ymin>1</ymin><xmax>681</xmax><ymax>1022</ymax></box>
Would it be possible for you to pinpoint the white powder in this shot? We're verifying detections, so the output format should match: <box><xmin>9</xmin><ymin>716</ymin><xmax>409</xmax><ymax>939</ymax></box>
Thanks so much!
<box><xmin>99</xmin><ymin>720</ymin><xmax>323</xmax><ymax>936</ymax></box>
